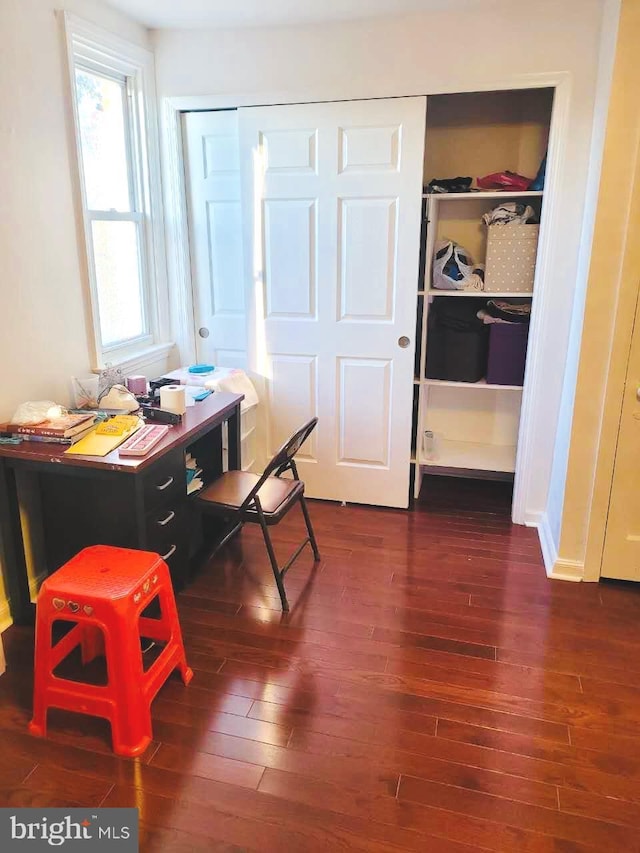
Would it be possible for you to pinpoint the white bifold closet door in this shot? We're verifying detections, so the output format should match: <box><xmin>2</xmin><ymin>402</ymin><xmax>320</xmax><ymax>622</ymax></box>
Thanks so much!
<box><xmin>183</xmin><ymin>109</ymin><xmax>247</xmax><ymax>369</ymax></box>
<box><xmin>238</xmin><ymin>97</ymin><xmax>425</xmax><ymax>508</ymax></box>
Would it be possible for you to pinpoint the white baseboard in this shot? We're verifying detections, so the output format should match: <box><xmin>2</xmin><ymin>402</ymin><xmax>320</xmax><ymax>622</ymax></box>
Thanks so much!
<box><xmin>550</xmin><ymin>558</ymin><xmax>585</xmax><ymax>582</ymax></box>
<box><xmin>535</xmin><ymin>511</ymin><xmax>584</xmax><ymax>581</ymax></box>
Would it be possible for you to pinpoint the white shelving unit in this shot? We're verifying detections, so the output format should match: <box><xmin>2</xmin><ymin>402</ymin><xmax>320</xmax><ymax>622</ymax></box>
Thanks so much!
<box><xmin>410</xmin><ymin>88</ymin><xmax>552</xmax><ymax>500</ymax></box>
<box><xmin>422</xmin><ymin>190</ymin><xmax>543</xmax><ymax>201</ymax></box>
<box><xmin>421</xmin><ymin>440</ymin><xmax>517</xmax><ymax>473</ymax></box>
<box><xmin>413</xmin><ymin>187</ymin><xmax>542</xmax><ymax>497</ymax></box>
<box><xmin>424</xmin><ymin>378</ymin><xmax>523</xmax><ymax>391</ymax></box>
<box><xmin>427</xmin><ymin>289</ymin><xmax>533</xmax><ymax>298</ymax></box>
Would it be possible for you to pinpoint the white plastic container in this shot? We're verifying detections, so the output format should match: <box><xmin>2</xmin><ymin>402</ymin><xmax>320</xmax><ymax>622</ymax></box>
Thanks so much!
<box><xmin>222</xmin><ymin>402</ymin><xmax>258</xmax><ymax>472</ymax></box>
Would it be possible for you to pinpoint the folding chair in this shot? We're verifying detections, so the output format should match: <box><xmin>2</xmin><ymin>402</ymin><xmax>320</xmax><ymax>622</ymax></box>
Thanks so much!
<box><xmin>196</xmin><ymin>417</ymin><xmax>320</xmax><ymax>610</ymax></box>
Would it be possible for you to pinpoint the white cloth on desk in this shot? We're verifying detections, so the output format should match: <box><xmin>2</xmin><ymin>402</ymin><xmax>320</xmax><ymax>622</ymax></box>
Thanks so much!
<box><xmin>163</xmin><ymin>367</ymin><xmax>258</xmax><ymax>412</ymax></box>
<box><xmin>205</xmin><ymin>371</ymin><xmax>259</xmax><ymax>411</ymax></box>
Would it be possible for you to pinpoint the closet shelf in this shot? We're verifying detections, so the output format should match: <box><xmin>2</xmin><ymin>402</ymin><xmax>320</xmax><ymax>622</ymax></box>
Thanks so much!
<box><xmin>427</xmin><ymin>289</ymin><xmax>533</xmax><ymax>298</ymax></box>
<box><xmin>423</xmin><ymin>190</ymin><xmax>543</xmax><ymax>201</ymax></box>
<box><xmin>420</xmin><ymin>440</ymin><xmax>516</xmax><ymax>473</ymax></box>
<box><xmin>423</xmin><ymin>379</ymin><xmax>523</xmax><ymax>391</ymax></box>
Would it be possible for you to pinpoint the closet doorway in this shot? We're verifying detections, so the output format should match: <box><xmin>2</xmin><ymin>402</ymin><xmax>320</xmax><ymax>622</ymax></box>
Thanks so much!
<box><xmin>178</xmin><ymin>82</ymin><xmax>561</xmax><ymax>521</ymax></box>
<box><xmin>413</xmin><ymin>89</ymin><xmax>554</xmax><ymax>511</ymax></box>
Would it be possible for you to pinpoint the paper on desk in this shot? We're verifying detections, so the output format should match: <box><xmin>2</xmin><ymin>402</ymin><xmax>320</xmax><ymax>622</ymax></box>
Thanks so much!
<box><xmin>65</xmin><ymin>421</ymin><xmax>142</xmax><ymax>456</ymax></box>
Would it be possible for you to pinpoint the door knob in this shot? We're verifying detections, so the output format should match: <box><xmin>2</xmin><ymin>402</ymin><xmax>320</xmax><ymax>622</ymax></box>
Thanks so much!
<box><xmin>198</xmin><ymin>327</ymin><xmax>210</xmax><ymax>339</ymax></box>
<box><xmin>398</xmin><ymin>336</ymin><xmax>411</xmax><ymax>348</ymax></box>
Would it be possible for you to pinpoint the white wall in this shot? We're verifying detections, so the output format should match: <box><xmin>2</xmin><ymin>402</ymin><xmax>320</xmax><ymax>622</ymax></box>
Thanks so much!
<box><xmin>154</xmin><ymin>0</ymin><xmax>609</xmax><ymax>545</ymax></box>
<box><xmin>0</xmin><ymin>0</ymin><xmax>155</xmax><ymax>628</ymax></box>
<box><xmin>0</xmin><ymin>0</ymin><xmax>153</xmax><ymax>420</ymax></box>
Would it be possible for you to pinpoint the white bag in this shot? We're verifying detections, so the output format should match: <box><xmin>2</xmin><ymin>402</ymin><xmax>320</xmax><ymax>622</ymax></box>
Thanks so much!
<box><xmin>11</xmin><ymin>401</ymin><xmax>63</xmax><ymax>425</ymax></box>
<box><xmin>433</xmin><ymin>240</ymin><xmax>476</xmax><ymax>290</ymax></box>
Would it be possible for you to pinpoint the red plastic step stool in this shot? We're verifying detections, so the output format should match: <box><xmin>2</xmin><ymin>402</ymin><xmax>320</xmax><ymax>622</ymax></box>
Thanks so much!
<box><xmin>29</xmin><ymin>545</ymin><xmax>193</xmax><ymax>757</ymax></box>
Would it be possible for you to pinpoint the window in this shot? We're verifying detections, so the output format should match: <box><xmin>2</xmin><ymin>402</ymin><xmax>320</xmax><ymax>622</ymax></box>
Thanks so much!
<box><xmin>65</xmin><ymin>15</ymin><xmax>169</xmax><ymax>366</ymax></box>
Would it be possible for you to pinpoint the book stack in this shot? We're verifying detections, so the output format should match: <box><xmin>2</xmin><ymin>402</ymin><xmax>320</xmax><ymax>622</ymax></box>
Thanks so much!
<box><xmin>185</xmin><ymin>452</ymin><xmax>203</xmax><ymax>495</ymax></box>
<box><xmin>1</xmin><ymin>412</ymin><xmax>97</xmax><ymax>445</ymax></box>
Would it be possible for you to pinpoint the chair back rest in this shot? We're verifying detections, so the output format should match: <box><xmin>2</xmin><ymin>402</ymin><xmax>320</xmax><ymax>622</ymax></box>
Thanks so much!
<box><xmin>239</xmin><ymin>417</ymin><xmax>318</xmax><ymax>512</ymax></box>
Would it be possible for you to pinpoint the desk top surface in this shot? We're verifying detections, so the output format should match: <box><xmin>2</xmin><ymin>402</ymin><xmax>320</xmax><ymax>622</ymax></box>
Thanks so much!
<box><xmin>0</xmin><ymin>392</ymin><xmax>243</xmax><ymax>473</ymax></box>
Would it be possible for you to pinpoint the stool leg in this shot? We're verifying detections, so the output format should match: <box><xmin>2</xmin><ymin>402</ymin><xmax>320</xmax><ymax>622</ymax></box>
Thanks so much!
<box><xmin>29</xmin><ymin>609</ymin><xmax>51</xmax><ymax>739</ymax></box>
<box><xmin>80</xmin><ymin>624</ymin><xmax>104</xmax><ymax>666</ymax></box>
<box><xmin>158</xmin><ymin>585</ymin><xmax>193</xmax><ymax>686</ymax></box>
<box><xmin>105</xmin><ymin>622</ymin><xmax>153</xmax><ymax>757</ymax></box>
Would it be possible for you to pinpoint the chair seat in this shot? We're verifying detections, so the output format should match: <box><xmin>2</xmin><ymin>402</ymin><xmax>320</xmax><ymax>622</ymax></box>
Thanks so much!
<box><xmin>197</xmin><ymin>470</ymin><xmax>304</xmax><ymax>521</ymax></box>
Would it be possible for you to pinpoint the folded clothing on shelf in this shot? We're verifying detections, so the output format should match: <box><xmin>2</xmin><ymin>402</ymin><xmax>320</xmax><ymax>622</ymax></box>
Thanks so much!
<box><xmin>425</xmin><ymin>176</ymin><xmax>472</xmax><ymax>194</ymax></box>
<box><xmin>482</xmin><ymin>203</ymin><xmax>537</xmax><ymax>227</ymax></box>
<box><xmin>478</xmin><ymin>298</ymin><xmax>532</xmax><ymax>324</ymax></box>
<box><xmin>476</xmin><ymin>170</ymin><xmax>532</xmax><ymax>191</ymax></box>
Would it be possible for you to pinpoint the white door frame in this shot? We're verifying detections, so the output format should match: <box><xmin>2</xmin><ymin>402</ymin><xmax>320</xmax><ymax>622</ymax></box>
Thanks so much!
<box><xmin>160</xmin><ymin>72</ymin><xmax>572</xmax><ymax>524</ymax></box>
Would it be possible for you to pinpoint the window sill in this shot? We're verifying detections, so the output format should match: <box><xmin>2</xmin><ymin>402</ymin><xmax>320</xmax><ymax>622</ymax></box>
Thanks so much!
<box><xmin>94</xmin><ymin>342</ymin><xmax>176</xmax><ymax>375</ymax></box>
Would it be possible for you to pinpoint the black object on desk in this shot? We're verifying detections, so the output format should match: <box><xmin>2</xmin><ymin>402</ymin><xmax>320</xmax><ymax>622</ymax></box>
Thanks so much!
<box><xmin>0</xmin><ymin>392</ymin><xmax>243</xmax><ymax>625</ymax></box>
<box><xmin>149</xmin><ymin>376</ymin><xmax>177</xmax><ymax>398</ymax></box>
<box><xmin>140</xmin><ymin>405</ymin><xmax>183</xmax><ymax>425</ymax></box>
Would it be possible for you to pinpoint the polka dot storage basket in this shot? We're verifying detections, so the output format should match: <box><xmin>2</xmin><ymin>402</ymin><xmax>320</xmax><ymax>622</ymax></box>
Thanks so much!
<box><xmin>484</xmin><ymin>224</ymin><xmax>540</xmax><ymax>293</ymax></box>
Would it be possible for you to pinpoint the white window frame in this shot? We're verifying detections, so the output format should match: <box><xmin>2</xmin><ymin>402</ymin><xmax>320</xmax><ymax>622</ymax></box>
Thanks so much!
<box><xmin>63</xmin><ymin>14</ymin><xmax>171</xmax><ymax>370</ymax></box>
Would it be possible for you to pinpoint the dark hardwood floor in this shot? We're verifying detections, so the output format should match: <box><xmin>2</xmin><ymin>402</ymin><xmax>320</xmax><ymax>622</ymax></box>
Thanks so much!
<box><xmin>2</xmin><ymin>475</ymin><xmax>640</xmax><ymax>851</ymax></box>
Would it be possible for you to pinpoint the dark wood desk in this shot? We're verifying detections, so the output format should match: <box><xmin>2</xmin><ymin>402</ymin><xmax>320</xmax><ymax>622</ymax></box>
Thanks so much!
<box><xmin>0</xmin><ymin>392</ymin><xmax>243</xmax><ymax>624</ymax></box>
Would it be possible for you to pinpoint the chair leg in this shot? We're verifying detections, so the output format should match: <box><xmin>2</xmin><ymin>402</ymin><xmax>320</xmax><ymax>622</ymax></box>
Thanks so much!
<box><xmin>299</xmin><ymin>495</ymin><xmax>320</xmax><ymax>561</ymax></box>
<box><xmin>256</xmin><ymin>512</ymin><xmax>289</xmax><ymax>612</ymax></box>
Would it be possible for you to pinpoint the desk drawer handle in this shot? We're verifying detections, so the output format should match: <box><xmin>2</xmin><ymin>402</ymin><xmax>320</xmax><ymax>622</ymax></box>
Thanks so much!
<box><xmin>161</xmin><ymin>544</ymin><xmax>177</xmax><ymax>561</ymax></box>
<box><xmin>157</xmin><ymin>510</ymin><xmax>175</xmax><ymax>527</ymax></box>
<box><xmin>156</xmin><ymin>475</ymin><xmax>174</xmax><ymax>492</ymax></box>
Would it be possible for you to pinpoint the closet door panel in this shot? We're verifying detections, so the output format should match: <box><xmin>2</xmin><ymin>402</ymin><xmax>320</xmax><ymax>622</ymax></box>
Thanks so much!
<box><xmin>239</xmin><ymin>98</ymin><xmax>425</xmax><ymax>508</ymax></box>
<box><xmin>338</xmin><ymin>197</ymin><xmax>397</xmax><ymax>321</ymax></box>
<box><xmin>183</xmin><ymin>110</ymin><xmax>246</xmax><ymax>366</ymax></box>
<box><xmin>263</xmin><ymin>198</ymin><xmax>317</xmax><ymax>318</ymax></box>
<box><xmin>267</xmin><ymin>354</ymin><xmax>318</xmax><ymax>461</ymax></box>
<box><xmin>338</xmin><ymin>357</ymin><xmax>392</xmax><ymax>467</ymax></box>
<box><xmin>339</xmin><ymin>124</ymin><xmax>400</xmax><ymax>172</ymax></box>
<box><xmin>262</xmin><ymin>129</ymin><xmax>317</xmax><ymax>173</ymax></box>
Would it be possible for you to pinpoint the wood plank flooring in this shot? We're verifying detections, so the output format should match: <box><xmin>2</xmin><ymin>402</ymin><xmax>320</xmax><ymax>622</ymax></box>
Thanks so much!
<box><xmin>2</xmin><ymin>475</ymin><xmax>640</xmax><ymax>851</ymax></box>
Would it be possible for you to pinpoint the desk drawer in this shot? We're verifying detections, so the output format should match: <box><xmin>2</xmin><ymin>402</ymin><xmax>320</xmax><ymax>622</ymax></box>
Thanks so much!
<box><xmin>142</xmin><ymin>450</ymin><xmax>184</xmax><ymax>511</ymax></box>
<box><xmin>145</xmin><ymin>503</ymin><xmax>190</xmax><ymax>590</ymax></box>
<box><xmin>160</xmin><ymin>539</ymin><xmax>189</xmax><ymax>590</ymax></box>
<box><xmin>145</xmin><ymin>501</ymin><xmax>186</xmax><ymax>549</ymax></box>
<box><xmin>152</xmin><ymin>533</ymin><xmax>190</xmax><ymax>591</ymax></box>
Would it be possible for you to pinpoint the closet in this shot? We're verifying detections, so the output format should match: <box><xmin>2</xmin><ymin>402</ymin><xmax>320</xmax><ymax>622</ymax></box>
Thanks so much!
<box><xmin>412</xmin><ymin>89</ymin><xmax>554</xmax><ymax>502</ymax></box>
<box><xmin>182</xmin><ymin>87</ymin><xmax>555</xmax><ymax>512</ymax></box>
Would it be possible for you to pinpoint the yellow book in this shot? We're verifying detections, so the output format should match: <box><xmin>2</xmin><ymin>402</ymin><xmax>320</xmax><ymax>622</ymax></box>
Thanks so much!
<box><xmin>94</xmin><ymin>415</ymin><xmax>141</xmax><ymax>436</ymax></box>
<box><xmin>65</xmin><ymin>417</ymin><xmax>142</xmax><ymax>457</ymax></box>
